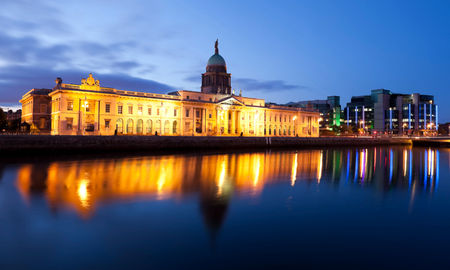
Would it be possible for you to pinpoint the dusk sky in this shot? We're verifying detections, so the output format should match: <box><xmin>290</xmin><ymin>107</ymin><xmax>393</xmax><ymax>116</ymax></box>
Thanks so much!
<box><xmin>1</xmin><ymin>0</ymin><xmax>449</xmax><ymax>121</ymax></box>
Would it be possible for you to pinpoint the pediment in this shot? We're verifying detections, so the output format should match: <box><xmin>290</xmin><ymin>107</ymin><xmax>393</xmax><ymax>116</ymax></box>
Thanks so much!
<box><xmin>217</xmin><ymin>96</ymin><xmax>244</xmax><ymax>106</ymax></box>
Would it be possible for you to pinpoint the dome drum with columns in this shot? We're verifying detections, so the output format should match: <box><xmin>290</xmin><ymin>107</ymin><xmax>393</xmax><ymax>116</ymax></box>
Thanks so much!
<box><xmin>201</xmin><ymin>40</ymin><xmax>232</xmax><ymax>95</ymax></box>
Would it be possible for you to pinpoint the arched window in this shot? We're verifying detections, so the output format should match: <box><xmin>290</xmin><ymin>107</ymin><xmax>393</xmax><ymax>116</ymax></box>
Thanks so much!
<box><xmin>283</xmin><ymin>126</ymin><xmax>286</xmax><ymax>135</ymax></box>
<box><xmin>164</xmin><ymin>120</ymin><xmax>170</xmax><ymax>135</ymax></box>
<box><xmin>155</xmin><ymin>120</ymin><xmax>161</xmax><ymax>135</ymax></box>
<box><xmin>274</xmin><ymin>126</ymin><xmax>277</xmax><ymax>136</ymax></box>
<box><xmin>126</xmin><ymin>119</ymin><xmax>133</xmax><ymax>134</ymax></box>
<box><xmin>136</xmin><ymin>119</ymin><xmax>143</xmax><ymax>134</ymax></box>
<box><xmin>269</xmin><ymin>125</ymin><xmax>272</xmax><ymax>135</ymax></box>
<box><xmin>116</xmin><ymin>119</ymin><xmax>123</xmax><ymax>134</ymax></box>
<box><xmin>146</xmin><ymin>119</ymin><xmax>153</xmax><ymax>134</ymax></box>
<box><xmin>173</xmin><ymin>121</ymin><xmax>178</xmax><ymax>134</ymax></box>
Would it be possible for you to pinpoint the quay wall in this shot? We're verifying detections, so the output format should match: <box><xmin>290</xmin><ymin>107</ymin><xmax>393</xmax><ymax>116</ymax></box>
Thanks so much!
<box><xmin>0</xmin><ymin>135</ymin><xmax>412</xmax><ymax>155</ymax></box>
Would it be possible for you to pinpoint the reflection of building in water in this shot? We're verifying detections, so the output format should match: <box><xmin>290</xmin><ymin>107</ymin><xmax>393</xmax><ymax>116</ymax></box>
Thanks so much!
<box><xmin>319</xmin><ymin>147</ymin><xmax>440</xmax><ymax>193</ymax></box>
<box><xmin>15</xmin><ymin>148</ymin><xmax>440</xmax><ymax>224</ymax></box>
<box><xmin>15</xmin><ymin>152</ymin><xmax>322</xmax><ymax>219</ymax></box>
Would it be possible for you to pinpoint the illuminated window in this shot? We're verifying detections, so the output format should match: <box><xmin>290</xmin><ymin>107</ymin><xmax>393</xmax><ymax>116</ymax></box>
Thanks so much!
<box><xmin>128</xmin><ymin>105</ymin><xmax>133</xmax><ymax>114</ymax></box>
<box><xmin>138</xmin><ymin>106</ymin><xmax>143</xmax><ymax>114</ymax></box>
<box><xmin>148</xmin><ymin>107</ymin><xmax>152</xmax><ymax>115</ymax></box>
<box><xmin>137</xmin><ymin>119</ymin><xmax>143</xmax><ymax>134</ymax></box>
<box><xmin>157</xmin><ymin>108</ymin><xmax>160</xmax><ymax>116</ymax></box>
<box><xmin>146</xmin><ymin>119</ymin><xmax>153</xmax><ymax>134</ymax></box>
<box><xmin>127</xmin><ymin>119</ymin><xmax>134</xmax><ymax>134</ymax></box>
<box><xmin>105</xmin><ymin>103</ymin><xmax>110</xmax><ymax>113</ymax></box>
<box><xmin>173</xmin><ymin>121</ymin><xmax>178</xmax><ymax>134</ymax></box>
<box><xmin>118</xmin><ymin>105</ymin><xmax>123</xmax><ymax>114</ymax></box>
<box><xmin>67</xmin><ymin>101</ymin><xmax>73</xmax><ymax>111</ymax></box>
<box><xmin>116</xmin><ymin>119</ymin><xmax>123</xmax><ymax>133</ymax></box>
<box><xmin>66</xmin><ymin>118</ymin><xmax>73</xmax><ymax>130</ymax></box>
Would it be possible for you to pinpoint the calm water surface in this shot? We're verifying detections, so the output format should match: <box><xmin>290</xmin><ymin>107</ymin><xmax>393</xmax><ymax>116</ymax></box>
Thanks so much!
<box><xmin>0</xmin><ymin>147</ymin><xmax>449</xmax><ymax>269</ymax></box>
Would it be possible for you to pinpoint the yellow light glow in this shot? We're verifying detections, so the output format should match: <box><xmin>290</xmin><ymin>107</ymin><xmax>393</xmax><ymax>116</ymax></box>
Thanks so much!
<box><xmin>291</xmin><ymin>153</ymin><xmax>298</xmax><ymax>186</ymax></box>
<box><xmin>77</xmin><ymin>179</ymin><xmax>90</xmax><ymax>209</ymax></box>
<box><xmin>253</xmin><ymin>156</ymin><xmax>261</xmax><ymax>188</ymax></box>
<box><xmin>15</xmin><ymin>151</ymin><xmax>324</xmax><ymax>217</ymax></box>
<box><xmin>217</xmin><ymin>159</ymin><xmax>226</xmax><ymax>195</ymax></box>
<box><xmin>403</xmin><ymin>150</ymin><xmax>407</xmax><ymax>177</ymax></box>
<box><xmin>317</xmin><ymin>150</ymin><xmax>323</xmax><ymax>183</ymax></box>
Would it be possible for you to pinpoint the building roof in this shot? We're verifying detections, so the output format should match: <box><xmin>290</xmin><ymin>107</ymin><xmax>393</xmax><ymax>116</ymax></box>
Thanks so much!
<box><xmin>207</xmin><ymin>53</ymin><xmax>226</xmax><ymax>66</ymax></box>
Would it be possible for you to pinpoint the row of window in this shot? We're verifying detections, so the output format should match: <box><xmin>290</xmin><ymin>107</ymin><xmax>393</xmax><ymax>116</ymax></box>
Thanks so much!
<box><xmin>64</xmin><ymin>101</ymin><xmax>309</xmax><ymax>124</ymax></box>
<box><xmin>66</xmin><ymin>101</ymin><xmax>179</xmax><ymax>117</ymax></box>
<box><xmin>65</xmin><ymin>117</ymin><xmax>179</xmax><ymax>134</ymax></box>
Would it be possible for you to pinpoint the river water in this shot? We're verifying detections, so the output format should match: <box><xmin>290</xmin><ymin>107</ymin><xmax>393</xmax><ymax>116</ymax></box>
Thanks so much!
<box><xmin>0</xmin><ymin>147</ymin><xmax>449</xmax><ymax>269</ymax></box>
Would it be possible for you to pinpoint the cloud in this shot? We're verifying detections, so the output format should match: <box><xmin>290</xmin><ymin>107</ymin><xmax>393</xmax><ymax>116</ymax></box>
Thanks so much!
<box><xmin>184</xmin><ymin>74</ymin><xmax>200</xmax><ymax>83</ymax></box>
<box><xmin>0</xmin><ymin>65</ymin><xmax>175</xmax><ymax>103</ymax></box>
<box><xmin>233</xmin><ymin>78</ymin><xmax>306</xmax><ymax>92</ymax></box>
<box><xmin>113</xmin><ymin>61</ymin><xmax>142</xmax><ymax>71</ymax></box>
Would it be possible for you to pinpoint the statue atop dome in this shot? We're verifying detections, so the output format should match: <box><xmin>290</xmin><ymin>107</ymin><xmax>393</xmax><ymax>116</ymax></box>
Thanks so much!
<box><xmin>215</xmin><ymin>39</ymin><xmax>219</xmax><ymax>54</ymax></box>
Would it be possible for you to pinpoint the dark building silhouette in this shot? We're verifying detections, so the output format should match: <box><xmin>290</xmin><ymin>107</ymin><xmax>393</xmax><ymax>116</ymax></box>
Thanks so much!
<box><xmin>286</xmin><ymin>96</ymin><xmax>342</xmax><ymax>129</ymax></box>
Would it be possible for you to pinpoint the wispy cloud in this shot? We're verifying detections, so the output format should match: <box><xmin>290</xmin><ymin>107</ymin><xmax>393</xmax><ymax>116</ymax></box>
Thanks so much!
<box><xmin>233</xmin><ymin>78</ymin><xmax>306</xmax><ymax>92</ymax></box>
<box><xmin>0</xmin><ymin>65</ymin><xmax>174</xmax><ymax>103</ymax></box>
<box><xmin>0</xmin><ymin>1</ymin><xmax>176</xmax><ymax>103</ymax></box>
<box><xmin>184</xmin><ymin>74</ymin><xmax>200</xmax><ymax>83</ymax></box>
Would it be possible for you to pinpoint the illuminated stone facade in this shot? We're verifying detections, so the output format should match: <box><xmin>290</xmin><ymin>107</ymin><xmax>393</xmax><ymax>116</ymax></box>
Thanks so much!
<box><xmin>20</xmin><ymin>43</ymin><xmax>319</xmax><ymax>137</ymax></box>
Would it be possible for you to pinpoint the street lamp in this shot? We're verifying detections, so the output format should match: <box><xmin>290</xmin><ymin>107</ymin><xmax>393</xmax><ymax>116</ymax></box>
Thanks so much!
<box><xmin>81</xmin><ymin>97</ymin><xmax>89</xmax><ymax>135</ymax></box>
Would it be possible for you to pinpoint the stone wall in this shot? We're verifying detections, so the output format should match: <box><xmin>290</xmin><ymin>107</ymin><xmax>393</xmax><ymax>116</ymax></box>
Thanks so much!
<box><xmin>0</xmin><ymin>135</ymin><xmax>412</xmax><ymax>155</ymax></box>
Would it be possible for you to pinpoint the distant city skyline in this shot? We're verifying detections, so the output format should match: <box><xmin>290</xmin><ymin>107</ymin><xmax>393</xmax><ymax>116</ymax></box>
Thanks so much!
<box><xmin>1</xmin><ymin>0</ymin><xmax>449</xmax><ymax>121</ymax></box>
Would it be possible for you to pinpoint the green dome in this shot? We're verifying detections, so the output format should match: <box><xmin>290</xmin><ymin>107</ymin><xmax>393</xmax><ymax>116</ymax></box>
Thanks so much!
<box><xmin>207</xmin><ymin>53</ymin><xmax>226</xmax><ymax>66</ymax></box>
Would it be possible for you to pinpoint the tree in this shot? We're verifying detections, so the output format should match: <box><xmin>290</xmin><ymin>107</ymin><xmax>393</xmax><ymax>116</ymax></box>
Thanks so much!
<box><xmin>438</xmin><ymin>123</ymin><xmax>449</xmax><ymax>136</ymax></box>
<box><xmin>339</xmin><ymin>125</ymin><xmax>354</xmax><ymax>135</ymax></box>
<box><xmin>0</xmin><ymin>108</ymin><xmax>7</xmax><ymax>131</ymax></box>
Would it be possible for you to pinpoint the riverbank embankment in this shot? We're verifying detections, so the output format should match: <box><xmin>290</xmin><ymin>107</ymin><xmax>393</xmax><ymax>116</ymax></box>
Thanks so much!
<box><xmin>0</xmin><ymin>135</ymin><xmax>415</xmax><ymax>156</ymax></box>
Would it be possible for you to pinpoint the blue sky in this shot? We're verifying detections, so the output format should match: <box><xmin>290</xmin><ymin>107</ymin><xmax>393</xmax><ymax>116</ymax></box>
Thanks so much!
<box><xmin>1</xmin><ymin>0</ymin><xmax>449</xmax><ymax>121</ymax></box>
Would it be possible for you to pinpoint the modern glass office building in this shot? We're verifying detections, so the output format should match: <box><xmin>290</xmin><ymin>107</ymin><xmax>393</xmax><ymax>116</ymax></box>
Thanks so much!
<box><xmin>344</xmin><ymin>89</ymin><xmax>437</xmax><ymax>134</ymax></box>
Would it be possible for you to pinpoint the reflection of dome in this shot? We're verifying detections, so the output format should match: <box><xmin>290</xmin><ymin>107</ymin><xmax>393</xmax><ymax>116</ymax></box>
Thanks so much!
<box><xmin>207</xmin><ymin>54</ymin><xmax>226</xmax><ymax>67</ymax></box>
<box><xmin>200</xmin><ymin>196</ymin><xmax>229</xmax><ymax>232</ymax></box>
<box><xmin>199</xmin><ymin>192</ymin><xmax>230</xmax><ymax>248</ymax></box>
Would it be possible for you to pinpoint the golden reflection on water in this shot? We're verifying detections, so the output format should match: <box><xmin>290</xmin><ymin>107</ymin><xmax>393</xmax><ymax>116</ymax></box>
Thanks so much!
<box><xmin>15</xmin><ymin>148</ymin><xmax>441</xmax><ymax>218</ymax></box>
